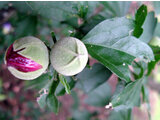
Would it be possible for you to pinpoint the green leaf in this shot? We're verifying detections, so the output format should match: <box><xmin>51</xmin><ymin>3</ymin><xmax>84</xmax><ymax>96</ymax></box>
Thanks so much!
<box><xmin>141</xmin><ymin>85</ymin><xmax>149</xmax><ymax>103</ymax></box>
<box><xmin>74</xmin><ymin>2</ymin><xmax>88</xmax><ymax>19</ymax></box>
<box><xmin>148</xmin><ymin>55</ymin><xmax>160</xmax><ymax>75</ymax></box>
<box><xmin>0</xmin><ymin>54</ymin><xmax>4</xmax><ymax>65</ymax></box>
<box><xmin>46</xmin><ymin>94</ymin><xmax>59</xmax><ymax>114</ymax></box>
<box><xmin>141</xmin><ymin>84</ymin><xmax>151</xmax><ymax>119</ymax></box>
<box><xmin>85</xmin><ymin>83</ymin><xmax>111</xmax><ymax>107</ymax></box>
<box><xmin>153</xmin><ymin>2</ymin><xmax>160</xmax><ymax>15</ymax></box>
<box><xmin>82</xmin><ymin>17</ymin><xmax>154</xmax><ymax>82</ymax></box>
<box><xmin>72</xmin><ymin>110</ymin><xmax>92</xmax><ymax>120</ymax></box>
<box><xmin>26</xmin><ymin>2</ymin><xmax>76</xmax><ymax>21</ymax></box>
<box><xmin>76</xmin><ymin>63</ymin><xmax>111</xmax><ymax>93</ymax></box>
<box><xmin>0</xmin><ymin>1</ymin><xmax>9</xmax><ymax>8</ymax></box>
<box><xmin>58</xmin><ymin>75</ymin><xmax>71</xmax><ymax>94</ymax></box>
<box><xmin>37</xmin><ymin>93</ymin><xmax>47</xmax><ymax>109</ymax></box>
<box><xmin>132</xmin><ymin>61</ymin><xmax>147</xmax><ymax>79</ymax></box>
<box><xmin>25</xmin><ymin>73</ymin><xmax>50</xmax><ymax>90</ymax></box>
<box><xmin>76</xmin><ymin>2</ymin><xmax>100</xmax><ymax>19</ymax></box>
<box><xmin>34</xmin><ymin>71</ymin><xmax>59</xmax><ymax>111</ymax></box>
<box><xmin>36</xmin><ymin>71</ymin><xmax>60</xmax><ymax>113</ymax></box>
<box><xmin>147</xmin><ymin>46</ymin><xmax>160</xmax><ymax>75</ymax></box>
<box><xmin>14</xmin><ymin>15</ymin><xmax>38</xmax><ymax>39</ymax></box>
<box><xmin>49</xmin><ymin>74</ymin><xmax>60</xmax><ymax>94</ymax></box>
<box><xmin>56</xmin><ymin>77</ymin><xmax>76</xmax><ymax>96</ymax></box>
<box><xmin>80</xmin><ymin>14</ymin><xmax>105</xmax><ymax>34</ymax></box>
<box><xmin>111</xmin><ymin>79</ymin><xmax>144</xmax><ymax>110</ymax></box>
<box><xmin>154</xmin><ymin>23</ymin><xmax>160</xmax><ymax>37</ymax></box>
<box><xmin>100</xmin><ymin>1</ymin><xmax>131</xmax><ymax>17</ymax></box>
<box><xmin>85</xmin><ymin>2</ymin><xmax>100</xmax><ymax>18</ymax></box>
<box><xmin>135</xmin><ymin>4</ymin><xmax>147</xmax><ymax>27</ymax></box>
<box><xmin>71</xmin><ymin>91</ymin><xmax>79</xmax><ymax>110</ymax></box>
<box><xmin>11</xmin><ymin>2</ymin><xmax>32</xmax><ymax>13</ymax></box>
<box><xmin>61</xmin><ymin>17</ymin><xmax>79</xmax><ymax>29</ymax></box>
<box><xmin>108</xmin><ymin>109</ymin><xmax>132</xmax><ymax>120</ymax></box>
<box><xmin>133</xmin><ymin>4</ymin><xmax>147</xmax><ymax>38</ymax></box>
<box><xmin>0</xmin><ymin>108</ymin><xmax>13</xmax><ymax>120</ymax></box>
<box><xmin>133</xmin><ymin>26</ymin><xmax>143</xmax><ymax>38</ymax></box>
<box><xmin>140</xmin><ymin>12</ymin><xmax>157</xmax><ymax>43</ymax></box>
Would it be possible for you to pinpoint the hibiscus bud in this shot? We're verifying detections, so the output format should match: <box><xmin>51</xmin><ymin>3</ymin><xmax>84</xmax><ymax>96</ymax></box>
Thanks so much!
<box><xmin>4</xmin><ymin>36</ymin><xmax>49</xmax><ymax>80</ymax></box>
<box><xmin>50</xmin><ymin>37</ymin><xmax>88</xmax><ymax>76</ymax></box>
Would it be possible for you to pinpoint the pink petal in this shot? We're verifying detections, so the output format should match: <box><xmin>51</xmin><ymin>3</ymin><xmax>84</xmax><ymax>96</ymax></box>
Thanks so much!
<box><xmin>6</xmin><ymin>44</ymin><xmax>42</xmax><ymax>72</ymax></box>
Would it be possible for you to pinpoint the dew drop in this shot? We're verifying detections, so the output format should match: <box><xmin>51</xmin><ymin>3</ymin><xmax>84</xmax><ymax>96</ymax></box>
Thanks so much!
<box><xmin>68</xmin><ymin>30</ymin><xmax>73</xmax><ymax>33</ymax></box>
<box><xmin>123</xmin><ymin>63</ymin><xmax>126</xmax><ymax>66</ymax></box>
<box><xmin>105</xmin><ymin>102</ymin><xmax>113</xmax><ymax>109</ymax></box>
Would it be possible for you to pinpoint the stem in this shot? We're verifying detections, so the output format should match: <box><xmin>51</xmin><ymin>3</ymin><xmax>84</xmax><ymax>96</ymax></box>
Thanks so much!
<box><xmin>51</xmin><ymin>31</ymin><xmax>57</xmax><ymax>44</ymax></box>
<box><xmin>49</xmin><ymin>71</ymin><xmax>60</xmax><ymax>94</ymax></box>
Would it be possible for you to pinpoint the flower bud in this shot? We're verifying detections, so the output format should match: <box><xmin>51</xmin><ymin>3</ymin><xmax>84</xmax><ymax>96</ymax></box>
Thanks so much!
<box><xmin>4</xmin><ymin>36</ymin><xmax>49</xmax><ymax>80</ymax></box>
<box><xmin>50</xmin><ymin>37</ymin><xmax>88</xmax><ymax>76</ymax></box>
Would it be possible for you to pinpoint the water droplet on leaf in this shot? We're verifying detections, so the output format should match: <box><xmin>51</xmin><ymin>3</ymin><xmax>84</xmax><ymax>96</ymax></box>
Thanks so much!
<box><xmin>105</xmin><ymin>102</ymin><xmax>113</xmax><ymax>109</ymax></box>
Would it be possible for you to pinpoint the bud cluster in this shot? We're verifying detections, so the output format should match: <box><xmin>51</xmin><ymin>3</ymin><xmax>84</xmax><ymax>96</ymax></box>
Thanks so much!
<box><xmin>4</xmin><ymin>36</ymin><xmax>88</xmax><ymax>80</ymax></box>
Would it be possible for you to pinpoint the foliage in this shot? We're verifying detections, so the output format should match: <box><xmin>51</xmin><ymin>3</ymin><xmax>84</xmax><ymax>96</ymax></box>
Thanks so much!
<box><xmin>100</xmin><ymin>1</ymin><xmax>131</xmax><ymax>17</ymax></box>
<box><xmin>111</xmin><ymin>79</ymin><xmax>143</xmax><ymax>110</ymax></box>
<box><xmin>84</xmin><ymin>82</ymin><xmax>112</xmax><ymax>107</ymax></box>
<box><xmin>133</xmin><ymin>4</ymin><xmax>147</xmax><ymax>38</ymax></box>
<box><xmin>139</xmin><ymin>12</ymin><xmax>157</xmax><ymax>43</ymax></box>
<box><xmin>82</xmin><ymin>16</ymin><xmax>153</xmax><ymax>82</ymax></box>
<box><xmin>76</xmin><ymin>63</ymin><xmax>111</xmax><ymax>93</ymax></box>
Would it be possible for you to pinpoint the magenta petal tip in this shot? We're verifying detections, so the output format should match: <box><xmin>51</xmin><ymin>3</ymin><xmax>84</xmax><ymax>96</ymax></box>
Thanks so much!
<box><xmin>6</xmin><ymin>44</ymin><xmax>42</xmax><ymax>72</ymax></box>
